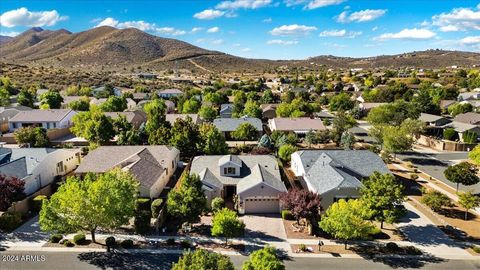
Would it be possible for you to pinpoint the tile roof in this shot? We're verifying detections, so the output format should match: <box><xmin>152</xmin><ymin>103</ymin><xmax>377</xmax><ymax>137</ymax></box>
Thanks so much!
<box><xmin>9</xmin><ymin>109</ymin><xmax>74</xmax><ymax>123</ymax></box>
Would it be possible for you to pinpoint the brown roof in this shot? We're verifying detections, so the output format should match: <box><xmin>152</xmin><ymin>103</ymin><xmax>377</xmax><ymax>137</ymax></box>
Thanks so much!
<box><xmin>454</xmin><ymin>112</ymin><xmax>480</xmax><ymax>125</ymax></box>
<box><xmin>9</xmin><ymin>109</ymin><xmax>74</xmax><ymax>123</ymax></box>
<box><xmin>165</xmin><ymin>114</ymin><xmax>201</xmax><ymax>125</ymax></box>
<box><xmin>269</xmin><ymin>117</ymin><xmax>326</xmax><ymax>132</ymax></box>
<box><xmin>104</xmin><ymin>111</ymin><xmax>147</xmax><ymax>127</ymax></box>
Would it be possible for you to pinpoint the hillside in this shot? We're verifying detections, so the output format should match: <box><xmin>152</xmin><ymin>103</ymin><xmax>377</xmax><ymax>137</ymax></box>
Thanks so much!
<box><xmin>1</xmin><ymin>27</ymin><xmax>479</xmax><ymax>72</ymax></box>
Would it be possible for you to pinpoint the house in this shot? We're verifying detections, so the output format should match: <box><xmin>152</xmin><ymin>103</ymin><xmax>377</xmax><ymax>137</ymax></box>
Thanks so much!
<box><xmin>358</xmin><ymin>103</ymin><xmax>387</xmax><ymax>113</ymax></box>
<box><xmin>104</xmin><ymin>111</ymin><xmax>147</xmax><ymax>128</ymax></box>
<box><xmin>419</xmin><ymin>113</ymin><xmax>452</xmax><ymax>127</ymax></box>
<box><xmin>454</xmin><ymin>112</ymin><xmax>480</xmax><ymax>126</ymax></box>
<box><xmin>0</xmin><ymin>106</ymin><xmax>32</xmax><ymax>133</ymax></box>
<box><xmin>8</xmin><ymin>109</ymin><xmax>77</xmax><ymax>132</ymax></box>
<box><xmin>439</xmin><ymin>100</ymin><xmax>456</xmax><ymax>111</ymax></box>
<box><xmin>213</xmin><ymin>117</ymin><xmax>263</xmax><ymax>139</ymax></box>
<box><xmin>75</xmin><ymin>146</ymin><xmax>180</xmax><ymax>198</ymax></box>
<box><xmin>444</xmin><ymin>121</ymin><xmax>480</xmax><ymax>142</ymax></box>
<box><xmin>157</xmin><ymin>89</ymin><xmax>183</xmax><ymax>99</ymax></box>
<box><xmin>268</xmin><ymin>118</ymin><xmax>326</xmax><ymax>135</ymax></box>
<box><xmin>92</xmin><ymin>86</ymin><xmax>122</xmax><ymax>97</ymax></box>
<box><xmin>291</xmin><ymin>150</ymin><xmax>390</xmax><ymax>208</ymax></box>
<box><xmin>131</xmin><ymin>92</ymin><xmax>150</xmax><ymax>102</ymax></box>
<box><xmin>220</xmin><ymin>104</ymin><xmax>234</xmax><ymax>118</ymax></box>
<box><xmin>314</xmin><ymin>111</ymin><xmax>335</xmax><ymax>121</ymax></box>
<box><xmin>458</xmin><ymin>92</ymin><xmax>480</xmax><ymax>101</ymax></box>
<box><xmin>61</xmin><ymin>96</ymin><xmax>88</xmax><ymax>108</ymax></box>
<box><xmin>348</xmin><ymin>126</ymin><xmax>377</xmax><ymax>144</ymax></box>
<box><xmin>0</xmin><ymin>148</ymin><xmax>82</xmax><ymax>195</ymax></box>
<box><xmin>90</xmin><ymin>98</ymin><xmax>137</xmax><ymax>111</ymax></box>
<box><xmin>190</xmin><ymin>155</ymin><xmax>287</xmax><ymax>214</ymax></box>
<box><xmin>260</xmin><ymin>104</ymin><xmax>278</xmax><ymax>119</ymax></box>
<box><xmin>166</xmin><ymin>114</ymin><xmax>202</xmax><ymax>125</ymax></box>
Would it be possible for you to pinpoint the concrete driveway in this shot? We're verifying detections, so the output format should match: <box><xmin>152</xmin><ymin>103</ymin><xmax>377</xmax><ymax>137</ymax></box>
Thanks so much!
<box><xmin>241</xmin><ymin>214</ymin><xmax>287</xmax><ymax>241</ymax></box>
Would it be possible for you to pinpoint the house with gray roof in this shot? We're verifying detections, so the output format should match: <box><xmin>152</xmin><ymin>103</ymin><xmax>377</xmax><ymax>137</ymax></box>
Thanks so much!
<box><xmin>157</xmin><ymin>89</ymin><xmax>183</xmax><ymax>99</ymax></box>
<box><xmin>0</xmin><ymin>106</ymin><xmax>32</xmax><ymax>133</ymax></box>
<box><xmin>166</xmin><ymin>114</ymin><xmax>202</xmax><ymax>126</ymax></box>
<box><xmin>220</xmin><ymin>104</ymin><xmax>234</xmax><ymax>118</ymax></box>
<box><xmin>213</xmin><ymin>117</ymin><xmax>263</xmax><ymax>139</ymax></box>
<box><xmin>419</xmin><ymin>113</ymin><xmax>452</xmax><ymax>127</ymax></box>
<box><xmin>291</xmin><ymin>150</ymin><xmax>390</xmax><ymax>208</ymax></box>
<box><xmin>268</xmin><ymin>117</ymin><xmax>326</xmax><ymax>135</ymax></box>
<box><xmin>0</xmin><ymin>147</ymin><xmax>82</xmax><ymax>195</ymax></box>
<box><xmin>454</xmin><ymin>112</ymin><xmax>480</xmax><ymax>126</ymax></box>
<box><xmin>190</xmin><ymin>154</ymin><xmax>286</xmax><ymax>214</ymax></box>
<box><xmin>8</xmin><ymin>109</ymin><xmax>77</xmax><ymax>132</ymax></box>
<box><xmin>75</xmin><ymin>146</ymin><xmax>179</xmax><ymax>198</ymax></box>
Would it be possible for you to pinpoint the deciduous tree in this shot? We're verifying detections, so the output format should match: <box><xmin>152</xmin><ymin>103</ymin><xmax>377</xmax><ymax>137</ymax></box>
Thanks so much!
<box><xmin>211</xmin><ymin>208</ymin><xmax>245</xmax><ymax>245</ymax></box>
<box><xmin>167</xmin><ymin>174</ymin><xmax>206</xmax><ymax>224</ymax></box>
<box><xmin>0</xmin><ymin>175</ymin><xmax>25</xmax><ymax>211</ymax></box>
<box><xmin>458</xmin><ymin>191</ymin><xmax>480</xmax><ymax>220</ymax></box>
<box><xmin>39</xmin><ymin>90</ymin><xmax>63</xmax><ymax>109</ymax></box>
<box><xmin>444</xmin><ymin>162</ymin><xmax>480</xmax><ymax>192</ymax></box>
<box><xmin>172</xmin><ymin>249</ymin><xmax>234</xmax><ymax>270</ymax></box>
<box><xmin>243</xmin><ymin>246</ymin><xmax>285</xmax><ymax>270</ymax></box>
<box><xmin>199</xmin><ymin>123</ymin><xmax>228</xmax><ymax>155</ymax></box>
<box><xmin>279</xmin><ymin>189</ymin><xmax>321</xmax><ymax>224</ymax></box>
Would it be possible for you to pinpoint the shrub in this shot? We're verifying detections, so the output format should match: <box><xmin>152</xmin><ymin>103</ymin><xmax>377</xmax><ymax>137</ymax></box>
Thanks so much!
<box><xmin>422</xmin><ymin>190</ymin><xmax>453</xmax><ymax>212</ymax></box>
<box><xmin>278</xmin><ymin>144</ymin><xmax>298</xmax><ymax>162</ymax></box>
<box><xmin>63</xmin><ymin>240</ymin><xmax>74</xmax><ymax>247</ymax></box>
<box><xmin>281</xmin><ymin>210</ymin><xmax>293</xmax><ymax>220</ymax></box>
<box><xmin>463</xmin><ymin>131</ymin><xmax>478</xmax><ymax>144</ymax></box>
<box><xmin>105</xmin><ymin>236</ymin><xmax>116</xmax><ymax>247</ymax></box>
<box><xmin>32</xmin><ymin>195</ymin><xmax>47</xmax><ymax>212</ymax></box>
<box><xmin>166</xmin><ymin>238</ymin><xmax>175</xmax><ymax>245</ymax></box>
<box><xmin>385</xmin><ymin>242</ymin><xmax>399</xmax><ymax>251</ymax></box>
<box><xmin>443</xmin><ymin>128</ymin><xmax>456</xmax><ymax>141</ymax></box>
<box><xmin>299</xmin><ymin>244</ymin><xmax>307</xmax><ymax>252</ymax></box>
<box><xmin>410</xmin><ymin>173</ymin><xmax>419</xmax><ymax>181</ymax></box>
<box><xmin>136</xmin><ymin>198</ymin><xmax>151</xmax><ymax>211</ymax></box>
<box><xmin>180</xmin><ymin>240</ymin><xmax>191</xmax><ymax>249</ymax></box>
<box><xmin>369</xmin><ymin>226</ymin><xmax>382</xmax><ymax>236</ymax></box>
<box><xmin>50</xmin><ymin>234</ymin><xmax>63</xmax><ymax>243</ymax></box>
<box><xmin>211</xmin><ymin>197</ymin><xmax>225</xmax><ymax>212</ymax></box>
<box><xmin>151</xmin><ymin>198</ymin><xmax>163</xmax><ymax>218</ymax></box>
<box><xmin>404</xmin><ymin>246</ymin><xmax>422</xmax><ymax>255</ymax></box>
<box><xmin>0</xmin><ymin>212</ymin><xmax>22</xmax><ymax>231</ymax></box>
<box><xmin>134</xmin><ymin>210</ymin><xmax>151</xmax><ymax>234</ymax></box>
<box><xmin>472</xmin><ymin>245</ymin><xmax>480</xmax><ymax>253</ymax></box>
<box><xmin>419</xmin><ymin>186</ymin><xmax>428</xmax><ymax>194</ymax></box>
<box><xmin>73</xmin><ymin>233</ymin><xmax>86</xmax><ymax>245</ymax></box>
<box><xmin>121</xmin><ymin>239</ymin><xmax>134</xmax><ymax>249</ymax></box>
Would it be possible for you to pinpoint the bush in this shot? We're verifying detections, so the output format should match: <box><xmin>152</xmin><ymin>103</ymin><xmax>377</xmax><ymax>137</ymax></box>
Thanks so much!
<box><xmin>299</xmin><ymin>244</ymin><xmax>307</xmax><ymax>252</ymax></box>
<box><xmin>63</xmin><ymin>240</ymin><xmax>74</xmax><ymax>247</ymax></box>
<box><xmin>166</xmin><ymin>238</ymin><xmax>175</xmax><ymax>245</ymax></box>
<box><xmin>50</xmin><ymin>234</ymin><xmax>63</xmax><ymax>243</ymax></box>
<box><xmin>404</xmin><ymin>246</ymin><xmax>422</xmax><ymax>255</ymax></box>
<box><xmin>32</xmin><ymin>195</ymin><xmax>47</xmax><ymax>212</ymax></box>
<box><xmin>73</xmin><ymin>233</ymin><xmax>86</xmax><ymax>245</ymax></box>
<box><xmin>0</xmin><ymin>212</ymin><xmax>22</xmax><ymax>231</ymax></box>
<box><xmin>281</xmin><ymin>210</ymin><xmax>293</xmax><ymax>220</ymax></box>
<box><xmin>410</xmin><ymin>173</ymin><xmax>419</xmax><ymax>181</ymax></box>
<box><xmin>421</xmin><ymin>190</ymin><xmax>453</xmax><ymax>212</ymax></box>
<box><xmin>278</xmin><ymin>144</ymin><xmax>298</xmax><ymax>162</ymax></box>
<box><xmin>134</xmin><ymin>210</ymin><xmax>151</xmax><ymax>234</ymax></box>
<box><xmin>180</xmin><ymin>240</ymin><xmax>191</xmax><ymax>249</ymax></box>
<box><xmin>151</xmin><ymin>198</ymin><xmax>163</xmax><ymax>218</ymax></box>
<box><xmin>369</xmin><ymin>226</ymin><xmax>382</xmax><ymax>236</ymax></box>
<box><xmin>472</xmin><ymin>245</ymin><xmax>480</xmax><ymax>253</ymax></box>
<box><xmin>211</xmin><ymin>197</ymin><xmax>225</xmax><ymax>213</ymax></box>
<box><xmin>385</xmin><ymin>242</ymin><xmax>399</xmax><ymax>251</ymax></box>
<box><xmin>420</xmin><ymin>186</ymin><xmax>428</xmax><ymax>194</ymax></box>
<box><xmin>121</xmin><ymin>239</ymin><xmax>134</xmax><ymax>249</ymax></box>
<box><xmin>105</xmin><ymin>236</ymin><xmax>116</xmax><ymax>247</ymax></box>
<box><xmin>136</xmin><ymin>198</ymin><xmax>151</xmax><ymax>211</ymax></box>
<box><xmin>443</xmin><ymin>128</ymin><xmax>457</xmax><ymax>141</ymax></box>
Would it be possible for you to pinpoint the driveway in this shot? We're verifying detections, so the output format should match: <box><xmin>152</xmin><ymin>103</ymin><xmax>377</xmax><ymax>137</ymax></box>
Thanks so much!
<box><xmin>0</xmin><ymin>215</ymin><xmax>49</xmax><ymax>249</ymax></box>
<box><xmin>241</xmin><ymin>214</ymin><xmax>286</xmax><ymax>241</ymax></box>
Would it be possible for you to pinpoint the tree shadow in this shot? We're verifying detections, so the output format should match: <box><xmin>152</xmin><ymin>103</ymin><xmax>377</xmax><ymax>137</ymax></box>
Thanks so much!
<box><xmin>77</xmin><ymin>251</ymin><xmax>181</xmax><ymax>270</ymax></box>
<box><xmin>398</xmin><ymin>224</ymin><xmax>468</xmax><ymax>248</ymax></box>
<box><xmin>358</xmin><ymin>253</ymin><xmax>446</xmax><ymax>269</ymax></box>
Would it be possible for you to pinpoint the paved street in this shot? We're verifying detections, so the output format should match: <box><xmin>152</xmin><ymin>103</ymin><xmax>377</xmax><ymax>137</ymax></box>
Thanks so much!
<box><xmin>397</xmin><ymin>151</ymin><xmax>480</xmax><ymax>193</ymax></box>
<box><xmin>1</xmin><ymin>251</ymin><xmax>480</xmax><ymax>270</ymax></box>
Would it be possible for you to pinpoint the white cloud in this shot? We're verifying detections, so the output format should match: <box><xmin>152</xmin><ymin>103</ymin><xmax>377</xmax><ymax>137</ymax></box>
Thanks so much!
<box><xmin>216</xmin><ymin>0</ymin><xmax>272</xmax><ymax>10</ymax></box>
<box><xmin>207</xmin><ymin>26</ymin><xmax>220</xmax><ymax>33</ymax></box>
<box><xmin>266</xmin><ymin>39</ymin><xmax>299</xmax><ymax>45</ymax></box>
<box><xmin>190</xmin><ymin>27</ymin><xmax>204</xmax><ymax>33</ymax></box>
<box><xmin>156</xmin><ymin>27</ymin><xmax>186</xmax><ymax>36</ymax></box>
<box><xmin>0</xmin><ymin>7</ymin><xmax>67</xmax><ymax>28</ymax></box>
<box><xmin>118</xmin><ymin>20</ymin><xmax>156</xmax><ymax>31</ymax></box>
<box><xmin>371</xmin><ymin>26</ymin><xmax>378</xmax><ymax>31</ymax></box>
<box><xmin>319</xmin><ymin>29</ymin><xmax>361</xmax><ymax>38</ymax></box>
<box><xmin>211</xmin><ymin>39</ymin><xmax>224</xmax><ymax>45</ymax></box>
<box><xmin>241</xmin><ymin>47</ymin><xmax>251</xmax><ymax>52</ymax></box>
<box><xmin>96</xmin><ymin>17</ymin><xmax>186</xmax><ymax>36</ymax></box>
<box><xmin>376</xmin><ymin>28</ymin><xmax>436</xmax><ymax>41</ymax></box>
<box><xmin>460</xmin><ymin>36</ymin><xmax>480</xmax><ymax>45</ymax></box>
<box><xmin>432</xmin><ymin>6</ymin><xmax>480</xmax><ymax>32</ymax></box>
<box><xmin>337</xmin><ymin>9</ymin><xmax>387</xmax><ymax>23</ymax></box>
<box><xmin>193</xmin><ymin>9</ymin><xmax>225</xmax><ymax>20</ymax></box>
<box><xmin>96</xmin><ymin>17</ymin><xmax>119</xmax><ymax>27</ymax></box>
<box><xmin>270</xmin><ymin>24</ymin><xmax>317</xmax><ymax>36</ymax></box>
<box><xmin>284</xmin><ymin>0</ymin><xmax>345</xmax><ymax>10</ymax></box>
<box><xmin>263</xmin><ymin>17</ymin><xmax>272</xmax><ymax>23</ymax></box>
<box><xmin>0</xmin><ymin>31</ymin><xmax>20</xmax><ymax>37</ymax></box>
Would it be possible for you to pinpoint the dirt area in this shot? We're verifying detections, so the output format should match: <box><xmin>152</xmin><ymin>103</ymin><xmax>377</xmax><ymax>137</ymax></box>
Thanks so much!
<box><xmin>389</xmin><ymin>161</ymin><xmax>480</xmax><ymax>242</ymax></box>
<box><xmin>466</xmin><ymin>247</ymin><xmax>480</xmax><ymax>256</ymax></box>
<box><xmin>291</xmin><ymin>244</ymin><xmax>356</xmax><ymax>254</ymax></box>
<box><xmin>283</xmin><ymin>219</ymin><xmax>319</xmax><ymax>240</ymax></box>
<box><xmin>291</xmin><ymin>243</ymin><xmax>422</xmax><ymax>256</ymax></box>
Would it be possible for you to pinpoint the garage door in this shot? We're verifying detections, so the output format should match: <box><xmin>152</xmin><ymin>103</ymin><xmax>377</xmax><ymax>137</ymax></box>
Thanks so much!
<box><xmin>244</xmin><ymin>198</ymin><xmax>280</xmax><ymax>214</ymax></box>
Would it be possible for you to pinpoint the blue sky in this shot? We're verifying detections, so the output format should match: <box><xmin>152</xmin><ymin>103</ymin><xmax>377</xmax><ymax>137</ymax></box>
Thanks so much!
<box><xmin>1</xmin><ymin>0</ymin><xmax>479</xmax><ymax>59</ymax></box>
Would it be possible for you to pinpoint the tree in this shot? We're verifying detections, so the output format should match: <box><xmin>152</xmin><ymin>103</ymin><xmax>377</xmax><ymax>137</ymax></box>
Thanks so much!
<box><xmin>199</xmin><ymin>105</ymin><xmax>218</xmax><ymax>122</ymax></box>
<box><xmin>258</xmin><ymin>134</ymin><xmax>272</xmax><ymax>149</ymax></box>
<box><xmin>69</xmin><ymin>97</ymin><xmax>90</xmax><ymax>111</ymax></box>
<box><xmin>329</xmin><ymin>92</ymin><xmax>354</xmax><ymax>111</ymax></box>
<box><xmin>100</xmin><ymin>96</ymin><xmax>127</xmax><ymax>112</ymax></box>
<box><xmin>468</xmin><ymin>145</ymin><xmax>480</xmax><ymax>165</ymax></box>
<box><xmin>278</xmin><ymin>144</ymin><xmax>297</xmax><ymax>162</ymax></box>
<box><xmin>182</xmin><ymin>97</ymin><xmax>201</xmax><ymax>113</ymax></box>
<box><xmin>211</xmin><ymin>197</ymin><xmax>225</xmax><ymax>213</ymax></box>
<box><xmin>232</xmin><ymin>122</ymin><xmax>258</xmax><ymax>142</ymax></box>
<box><xmin>421</xmin><ymin>190</ymin><xmax>453</xmax><ymax>212</ymax></box>
<box><xmin>0</xmin><ymin>87</ymin><xmax>10</xmax><ymax>106</ymax></box>
<box><xmin>167</xmin><ymin>174</ymin><xmax>206</xmax><ymax>224</ymax></box>
<box><xmin>170</xmin><ymin>117</ymin><xmax>201</xmax><ymax>157</ymax></box>
<box><xmin>243</xmin><ymin>246</ymin><xmax>285</xmax><ymax>270</ymax></box>
<box><xmin>448</xmin><ymin>103</ymin><xmax>473</xmax><ymax>117</ymax></box>
<box><xmin>39</xmin><ymin>90</ymin><xmax>63</xmax><ymax>109</ymax></box>
<box><xmin>113</xmin><ymin>115</ymin><xmax>140</xmax><ymax>145</ymax></box>
<box><xmin>444</xmin><ymin>162</ymin><xmax>480</xmax><ymax>192</ymax></box>
<box><xmin>319</xmin><ymin>199</ymin><xmax>376</xmax><ymax>249</ymax></box>
<box><xmin>360</xmin><ymin>172</ymin><xmax>406</xmax><ymax>228</ymax></box>
<box><xmin>17</xmin><ymin>88</ymin><xmax>35</xmax><ymax>108</ymax></box>
<box><xmin>315</xmin><ymin>129</ymin><xmax>331</xmax><ymax>143</ymax></box>
<box><xmin>279</xmin><ymin>189</ymin><xmax>321</xmax><ymax>224</ymax></box>
<box><xmin>260</xmin><ymin>89</ymin><xmax>275</xmax><ymax>104</ymax></box>
<box><xmin>71</xmin><ymin>108</ymin><xmax>115</xmax><ymax>144</ymax></box>
<box><xmin>39</xmin><ymin>168</ymin><xmax>138</xmax><ymax>243</ymax></box>
<box><xmin>173</xmin><ymin>249</ymin><xmax>234</xmax><ymax>270</ymax></box>
<box><xmin>366</xmin><ymin>100</ymin><xmax>419</xmax><ymax>126</ymax></box>
<box><xmin>331</xmin><ymin>111</ymin><xmax>357</xmax><ymax>145</ymax></box>
<box><xmin>211</xmin><ymin>208</ymin><xmax>245</xmax><ymax>245</ymax></box>
<box><xmin>0</xmin><ymin>175</ymin><xmax>25</xmax><ymax>211</ymax></box>
<box><xmin>144</xmin><ymin>99</ymin><xmax>171</xmax><ymax>144</ymax></box>
<box><xmin>199</xmin><ymin>123</ymin><xmax>228</xmax><ymax>155</ymax></box>
<box><xmin>243</xmin><ymin>100</ymin><xmax>262</xmax><ymax>118</ymax></box>
<box><xmin>458</xmin><ymin>191</ymin><xmax>480</xmax><ymax>220</ymax></box>
<box><xmin>340</xmin><ymin>131</ymin><xmax>355</xmax><ymax>150</ymax></box>
<box><xmin>304</xmin><ymin>130</ymin><xmax>316</xmax><ymax>147</ymax></box>
<box><xmin>413</xmin><ymin>90</ymin><xmax>440</xmax><ymax>114</ymax></box>
<box><xmin>14</xmin><ymin>127</ymin><xmax>50</xmax><ymax>147</ymax></box>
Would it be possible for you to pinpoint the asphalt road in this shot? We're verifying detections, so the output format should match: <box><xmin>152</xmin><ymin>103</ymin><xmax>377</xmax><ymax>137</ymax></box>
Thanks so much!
<box><xmin>397</xmin><ymin>151</ymin><xmax>480</xmax><ymax>193</ymax></box>
<box><xmin>1</xmin><ymin>251</ymin><xmax>480</xmax><ymax>270</ymax></box>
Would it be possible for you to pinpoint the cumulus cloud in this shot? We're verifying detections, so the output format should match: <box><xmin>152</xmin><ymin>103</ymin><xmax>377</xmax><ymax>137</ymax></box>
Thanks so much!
<box><xmin>190</xmin><ymin>27</ymin><xmax>204</xmax><ymax>33</ymax></box>
<box><xmin>193</xmin><ymin>9</ymin><xmax>225</xmax><ymax>20</ymax></box>
<box><xmin>337</xmin><ymin>9</ymin><xmax>387</xmax><ymax>23</ymax></box>
<box><xmin>432</xmin><ymin>6</ymin><xmax>480</xmax><ymax>32</ymax></box>
<box><xmin>0</xmin><ymin>7</ymin><xmax>67</xmax><ymax>28</ymax></box>
<box><xmin>376</xmin><ymin>28</ymin><xmax>436</xmax><ymax>41</ymax></box>
<box><xmin>319</xmin><ymin>29</ymin><xmax>362</xmax><ymax>38</ymax></box>
<box><xmin>0</xmin><ymin>31</ymin><xmax>20</xmax><ymax>37</ymax></box>
<box><xmin>284</xmin><ymin>0</ymin><xmax>345</xmax><ymax>10</ymax></box>
<box><xmin>96</xmin><ymin>17</ymin><xmax>186</xmax><ymax>36</ymax></box>
<box><xmin>207</xmin><ymin>26</ymin><xmax>220</xmax><ymax>33</ymax></box>
<box><xmin>216</xmin><ymin>0</ymin><xmax>272</xmax><ymax>10</ymax></box>
<box><xmin>460</xmin><ymin>36</ymin><xmax>480</xmax><ymax>45</ymax></box>
<box><xmin>266</xmin><ymin>39</ymin><xmax>299</xmax><ymax>45</ymax></box>
<box><xmin>270</xmin><ymin>24</ymin><xmax>317</xmax><ymax>36</ymax></box>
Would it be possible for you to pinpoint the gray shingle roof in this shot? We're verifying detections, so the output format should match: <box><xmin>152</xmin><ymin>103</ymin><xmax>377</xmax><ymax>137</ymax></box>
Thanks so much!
<box><xmin>218</xmin><ymin>154</ymin><xmax>242</xmax><ymax>167</ymax></box>
<box><xmin>237</xmin><ymin>164</ymin><xmax>287</xmax><ymax>194</ymax></box>
<box><xmin>213</xmin><ymin>117</ymin><xmax>262</xmax><ymax>132</ymax></box>
<box><xmin>9</xmin><ymin>109</ymin><xmax>73</xmax><ymax>123</ymax></box>
<box><xmin>419</xmin><ymin>113</ymin><xmax>447</xmax><ymax>123</ymax></box>
<box><xmin>0</xmin><ymin>148</ymin><xmax>66</xmax><ymax>179</ymax></box>
<box><xmin>454</xmin><ymin>112</ymin><xmax>480</xmax><ymax>125</ymax></box>
<box><xmin>0</xmin><ymin>157</ymin><xmax>28</xmax><ymax>179</ymax></box>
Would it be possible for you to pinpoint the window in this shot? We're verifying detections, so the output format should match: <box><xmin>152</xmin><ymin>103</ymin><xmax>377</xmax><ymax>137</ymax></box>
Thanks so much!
<box><xmin>56</xmin><ymin>161</ymin><xmax>64</xmax><ymax>174</ymax></box>
<box><xmin>223</xmin><ymin>167</ymin><xmax>236</xmax><ymax>175</ymax></box>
